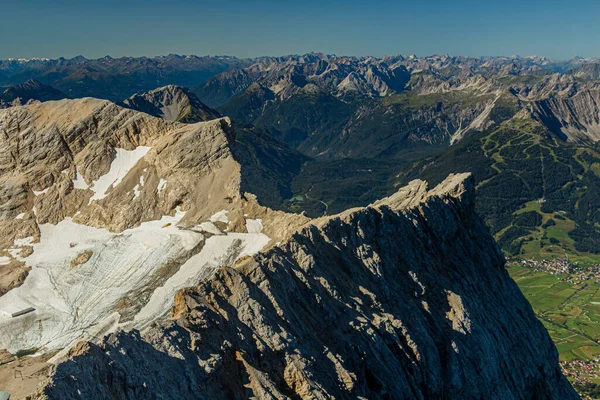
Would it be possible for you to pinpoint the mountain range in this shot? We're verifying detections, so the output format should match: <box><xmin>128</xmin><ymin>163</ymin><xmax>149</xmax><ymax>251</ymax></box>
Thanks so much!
<box><xmin>0</xmin><ymin>54</ymin><xmax>253</xmax><ymax>101</ymax></box>
<box><xmin>2</xmin><ymin>52</ymin><xmax>600</xmax><ymax>398</ymax></box>
<box><xmin>0</xmin><ymin>79</ymin><xmax>67</xmax><ymax>107</ymax></box>
<box><xmin>5</xmin><ymin>53</ymin><xmax>600</xmax><ymax>258</ymax></box>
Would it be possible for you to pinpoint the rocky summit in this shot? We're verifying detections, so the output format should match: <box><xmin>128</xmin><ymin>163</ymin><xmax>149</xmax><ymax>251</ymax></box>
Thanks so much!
<box><xmin>121</xmin><ymin>85</ymin><xmax>221</xmax><ymax>123</ymax></box>
<box><xmin>37</xmin><ymin>174</ymin><xmax>576</xmax><ymax>399</ymax></box>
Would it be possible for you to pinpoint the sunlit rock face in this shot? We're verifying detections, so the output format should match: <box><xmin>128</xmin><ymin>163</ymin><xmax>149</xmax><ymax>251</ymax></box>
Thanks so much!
<box><xmin>39</xmin><ymin>174</ymin><xmax>577</xmax><ymax>400</ymax></box>
<box><xmin>0</xmin><ymin>98</ymin><xmax>309</xmax><ymax>356</ymax></box>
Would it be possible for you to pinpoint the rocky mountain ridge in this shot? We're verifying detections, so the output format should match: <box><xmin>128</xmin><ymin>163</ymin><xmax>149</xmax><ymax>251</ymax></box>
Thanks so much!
<box><xmin>192</xmin><ymin>55</ymin><xmax>600</xmax><ymax>160</ymax></box>
<box><xmin>37</xmin><ymin>173</ymin><xmax>577</xmax><ymax>399</ymax></box>
<box><xmin>0</xmin><ymin>79</ymin><xmax>67</xmax><ymax>108</ymax></box>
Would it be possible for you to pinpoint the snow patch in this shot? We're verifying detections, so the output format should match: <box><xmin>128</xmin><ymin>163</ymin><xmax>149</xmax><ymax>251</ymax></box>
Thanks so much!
<box><xmin>132</xmin><ymin>174</ymin><xmax>146</xmax><ymax>199</ymax></box>
<box><xmin>72</xmin><ymin>169</ymin><xmax>89</xmax><ymax>190</ymax></box>
<box><xmin>15</xmin><ymin>213</ymin><xmax>25</xmax><ymax>220</ymax></box>
<box><xmin>194</xmin><ymin>222</ymin><xmax>223</xmax><ymax>235</ymax></box>
<box><xmin>0</xmin><ymin>210</ymin><xmax>202</xmax><ymax>352</ymax></box>
<box><xmin>33</xmin><ymin>188</ymin><xmax>49</xmax><ymax>196</ymax></box>
<box><xmin>0</xmin><ymin>206</ymin><xmax>271</xmax><ymax>354</ymax></box>
<box><xmin>13</xmin><ymin>236</ymin><xmax>34</xmax><ymax>247</ymax></box>
<box><xmin>7</xmin><ymin>249</ymin><xmax>21</xmax><ymax>259</ymax></box>
<box><xmin>89</xmin><ymin>146</ymin><xmax>150</xmax><ymax>203</ymax></box>
<box><xmin>0</xmin><ymin>257</ymin><xmax>10</xmax><ymax>265</ymax></box>
<box><xmin>134</xmin><ymin>230</ymin><xmax>270</xmax><ymax>327</ymax></box>
<box><xmin>246</xmin><ymin>219</ymin><xmax>263</xmax><ymax>234</ymax></box>
<box><xmin>157</xmin><ymin>178</ymin><xmax>167</xmax><ymax>193</ymax></box>
<box><xmin>209</xmin><ymin>210</ymin><xmax>229</xmax><ymax>224</ymax></box>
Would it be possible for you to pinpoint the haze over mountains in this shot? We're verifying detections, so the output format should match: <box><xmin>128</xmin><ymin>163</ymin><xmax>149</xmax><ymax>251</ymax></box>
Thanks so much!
<box><xmin>2</xmin><ymin>52</ymin><xmax>600</xmax><ymax>398</ymax></box>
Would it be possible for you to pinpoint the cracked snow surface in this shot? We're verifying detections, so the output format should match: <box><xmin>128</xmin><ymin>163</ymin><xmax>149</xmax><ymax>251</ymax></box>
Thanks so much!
<box><xmin>0</xmin><ymin>210</ymin><xmax>269</xmax><ymax>353</ymax></box>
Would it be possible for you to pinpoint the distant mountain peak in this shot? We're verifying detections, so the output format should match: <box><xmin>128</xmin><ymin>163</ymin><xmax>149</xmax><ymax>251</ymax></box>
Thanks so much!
<box><xmin>0</xmin><ymin>79</ymin><xmax>67</xmax><ymax>105</ymax></box>
<box><xmin>121</xmin><ymin>85</ymin><xmax>221</xmax><ymax>123</ymax></box>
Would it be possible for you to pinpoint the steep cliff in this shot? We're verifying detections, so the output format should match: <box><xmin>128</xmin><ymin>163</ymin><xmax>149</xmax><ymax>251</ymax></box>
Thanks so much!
<box><xmin>39</xmin><ymin>173</ymin><xmax>577</xmax><ymax>399</ymax></box>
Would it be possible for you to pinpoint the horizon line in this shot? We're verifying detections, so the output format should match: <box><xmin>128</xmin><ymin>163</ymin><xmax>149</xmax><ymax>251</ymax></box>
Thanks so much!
<box><xmin>1</xmin><ymin>52</ymin><xmax>597</xmax><ymax>63</ymax></box>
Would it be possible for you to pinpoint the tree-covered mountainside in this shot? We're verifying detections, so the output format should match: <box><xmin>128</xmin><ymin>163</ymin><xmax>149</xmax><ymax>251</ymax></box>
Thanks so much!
<box><xmin>278</xmin><ymin>111</ymin><xmax>600</xmax><ymax>260</ymax></box>
<box><xmin>217</xmin><ymin>83</ymin><xmax>521</xmax><ymax>160</ymax></box>
<box><xmin>400</xmin><ymin>116</ymin><xmax>600</xmax><ymax>260</ymax></box>
<box><xmin>220</xmin><ymin>85</ymin><xmax>356</xmax><ymax>149</ymax></box>
<box><xmin>230</xmin><ymin>122</ymin><xmax>309</xmax><ymax>209</ymax></box>
<box><xmin>202</xmin><ymin>59</ymin><xmax>600</xmax><ymax>260</ymax></box>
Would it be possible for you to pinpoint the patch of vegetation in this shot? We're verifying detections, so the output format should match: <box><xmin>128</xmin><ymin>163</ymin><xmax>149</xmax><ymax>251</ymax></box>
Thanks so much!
<box><xmin>284</xmin><ymin>158</ymin><xmax>402</xmax><ymax>217</ymax></box>
<box><xmin>495</xmin><ymin>75</ymin><xmax>547</xmax><ymax>86</ymax></box>
<box><xmin>221</xmin><ymin>89</ymin><xmax>358</xmax><ymax>150</ymax></box>
<box><xmin>513</xmin><ymin>210</ymin><xmax>542</xmax><ymax>228</ymax></box>
<box><xmin>232</xmin><ymin>122</ymin><xmax>308</xmax><ymax>208</ymax></box>
<box><xmin>382</xmin><ymin>90</ymin><xmax>496</xmax><ymax>109</ymax></box>
<box><xmin>573</xmin><ymin>381</ymin><xmax>600</xmax><ymax>399</ymax></box>
<box><xmin>498</xmin><ymin>226</ymin><xmax>532</xmax><ymax>256</ymax></box>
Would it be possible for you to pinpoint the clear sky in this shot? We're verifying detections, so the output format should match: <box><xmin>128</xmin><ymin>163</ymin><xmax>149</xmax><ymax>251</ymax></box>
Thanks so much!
<box><xmin>1</xmin><ymin>0</ymin><xmax>599</xmax><ymax>60</ymax></box>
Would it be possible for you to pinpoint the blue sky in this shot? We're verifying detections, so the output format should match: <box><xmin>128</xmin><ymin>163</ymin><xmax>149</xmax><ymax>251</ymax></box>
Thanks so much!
<box><xmin>1</xmin><ymin>0</ymin><xmax>599</xmax><ymax>60</ymax></box>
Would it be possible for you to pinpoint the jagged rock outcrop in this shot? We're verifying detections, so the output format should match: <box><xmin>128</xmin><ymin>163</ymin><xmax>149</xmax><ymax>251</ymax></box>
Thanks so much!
<box><xmin>0</xmin><ymin>98</ymin><xmax>238</xmax><ymax>243</ymax></box>
<box><xmin>121</xmin><ymin>85</ymin><xmax>221</xmax><ymax>123</ymax></box>
<box><xmin>38</xmin><ymin>173</ymin><xmax>577</xmax><ymax>399</ymax></box>
<box><xmin>195</xmin><ymin>55</ymin><xmax>411</xmax><ymax>107</ymax></box>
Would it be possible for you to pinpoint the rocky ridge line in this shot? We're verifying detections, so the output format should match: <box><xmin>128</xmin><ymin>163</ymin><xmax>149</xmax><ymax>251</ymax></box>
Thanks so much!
<box><xmin>38</xmin><ymin>173</ymin><xmax>577</xmax><ymax>399</ymax></box>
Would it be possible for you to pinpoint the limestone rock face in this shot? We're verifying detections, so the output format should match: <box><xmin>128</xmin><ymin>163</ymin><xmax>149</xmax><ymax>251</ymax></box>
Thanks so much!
<box><xmin>531</xmin><ymin>88</ymin><xmax>600</xmax><ymax>142</ymax></box>
<box><xmin>39</xmin><ymin>173</ymin><xmax>577</xmax><ymax>399</ymax></box>
<box><xmin>0</xmin><ymin>98</ymin><xmax>298</xmax><ymax>298</ymax></box>
<box><xmin>0</xmin><ymin>98</ymin><xmax>236</xmax><ymax>228</ymax></box>
<box><xmin>0</xmin><ymin>97</ymin><xmax>313</xmax><ymax>364</ymax></box>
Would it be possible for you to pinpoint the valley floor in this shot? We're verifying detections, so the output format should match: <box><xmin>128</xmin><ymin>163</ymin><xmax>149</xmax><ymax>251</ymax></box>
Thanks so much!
<box><xmin>508</xmin><ymin>262</ymin><xmax>600</xmax><ymax>399</ymax></box>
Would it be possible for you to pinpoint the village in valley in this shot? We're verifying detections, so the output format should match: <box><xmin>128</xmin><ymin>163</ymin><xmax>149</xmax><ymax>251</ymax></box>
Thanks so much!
<box><xmin>509</xmin><ymin>257</ymin><xmax>600</xmax><ymax>398</ymax></box>
<box><xmin>510</xmin><ymin>257</ymin><xmax>600</xmax><ymax>284</ymax></box>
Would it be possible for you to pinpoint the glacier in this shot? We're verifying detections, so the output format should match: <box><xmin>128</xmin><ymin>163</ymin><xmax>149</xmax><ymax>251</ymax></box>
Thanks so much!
<box><xmin>0</xmin><ymin>210</ymin><xmax>270</xmax><ymax>353</ymax></box>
